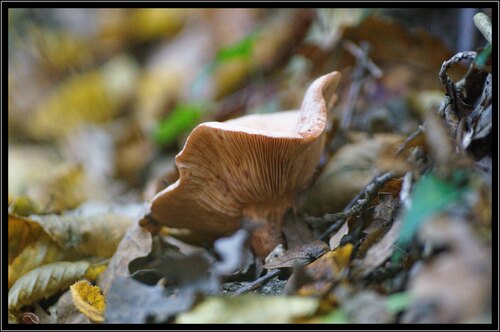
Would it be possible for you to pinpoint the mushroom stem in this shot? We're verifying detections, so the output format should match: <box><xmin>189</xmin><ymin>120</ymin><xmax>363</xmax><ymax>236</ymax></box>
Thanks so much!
<box><xmin>242</xmin><ymin>199</ymin><xmax>292</xmax><ymax>257</ymax></box>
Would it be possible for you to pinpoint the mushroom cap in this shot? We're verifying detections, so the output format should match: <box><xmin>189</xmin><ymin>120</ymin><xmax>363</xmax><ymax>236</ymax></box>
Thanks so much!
<box><xmin>148</xmin><ymin>71</ymin><xmax>341</xmax><ymax>238</ymax></box>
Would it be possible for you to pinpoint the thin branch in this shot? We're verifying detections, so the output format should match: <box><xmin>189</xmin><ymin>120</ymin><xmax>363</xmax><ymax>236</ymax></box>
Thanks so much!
<box><xmin>232</xmin><ymin>269</ymin><xmax>281</xmax><ymax>295</ymax></box>
<box><xmin>340</xmin><ymin>40</ymin><xmax>377</xmax><ymax>131</ymax></box>
<box><xmin>439</xmin><ymin>51</ymin><xmax>477</xmax><ymax>86</ymax></box>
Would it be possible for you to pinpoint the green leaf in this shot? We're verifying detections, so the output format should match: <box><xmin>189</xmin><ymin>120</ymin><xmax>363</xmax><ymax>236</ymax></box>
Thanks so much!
<box><xmin>475</xmin><ymin>43</ymin><xmax>491</xmax><ymax>69</ymax></box>
<box><xmin>216</xmin><ymin>32</ymin><xmax>258</xmax><ymax>63</ymax></box>
<box><xmin>319</xmin><ymin>309</ymin><xmax>350</xmax><ymax>323</ymax></box>
<box><xmin>386</xmin><ymin>292</ymin><xmax>413</xmax><ymax>313</ymax></box>
<box><xmin>152</xmin><ymin>103</ymin><xmax>204</xmax><ymax>146</ymax></box>
<box><xmin>393</xmin><ymin>171</ymin><xmax>468</xmax><ymax>261</ymax></box>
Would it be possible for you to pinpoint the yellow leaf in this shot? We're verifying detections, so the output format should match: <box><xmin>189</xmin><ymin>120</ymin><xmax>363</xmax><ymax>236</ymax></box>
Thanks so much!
<box><xmin>176</xmin><ymin>295</ymin><xmax>319</xmax><ymax>323</ymax></box>
<box><xmin>8</xmin><ymin>214</ymin><xmax>44</xmax><ymax>264</ymax></box>
<box><xmin>84</xmin><ymin>263</ymin><xmax>108</xmax><ymax>282</ymax></box>
<box><xmin>26</xmin><ymin>163</ymin><xmax>87</xmax><ymax>214</ymax></box>
<box><xmin>28</xmin><ymin>55</ymin><xmax>138</xmax><ymax>140</ymax></box>
<box><xmin>29</xmin><ymin>207</ymin><xmax>136</xmax><ymax>258</ymax></box>
<box><xmin>70</xmin><ymin>280</ymin><xmax>106</xmax><ymax>323</ymax></box>
<box><xmin>8</xmin><ymin>261</ymin><xmax>90</xmax><ymax>311</ymax></box>
<box><xmin>297</xmin><ymin>243</ymin><xmax>353</xmax><ymax>297</ymax></box>
<box><xmin>8</xmin><ymin>234</ymin><xmax>78</xmax><ymax>289</ymax></box>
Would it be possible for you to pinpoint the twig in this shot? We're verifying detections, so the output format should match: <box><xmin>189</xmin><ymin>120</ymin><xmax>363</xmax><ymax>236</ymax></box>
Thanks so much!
<box><xmin>340</xmin><ymin>40</ymin><xmax>376</xmax><ymax>131</ymax></box>
<box><xmin>303</xmin><ymin>171</ymin><xmax>396</xmax><ymax>241</ymax></box>
<box><xmin>232</xmin><ymin>269</ymin><xmax>281</xmax><ymax>295</ymax></box>
<box><xmin>396</xmin><ymin>125</ymin><xmax>424</xmax><ymax>155</ymax></box>
<box><xmin>439</xmin><ymin>51</ymin><xmax>477</xmax><ymax>85</ymax></box>
<box><xmin>343</xmin><ymin>40</ymin><xmax>382</xmax><ymax>79</ymax></box>
<box><xmin>473</xmin><ymin>13</ymin><xmax>492</xmax><ymax>45</ymax></box>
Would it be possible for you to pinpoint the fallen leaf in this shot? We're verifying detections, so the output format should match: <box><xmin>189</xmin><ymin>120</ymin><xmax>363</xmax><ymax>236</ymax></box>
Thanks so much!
<box><xmin>83</xmin><ymin>263</ymin><xmax>108</xmax><ymax>283</ymax></box>
<box><xmin>394</xmin><ymin>171</ymin><xmax>469</xmax><ymax>255</ymax></box>
<box><xmin>28</xmin><ymin>55</ymin><xmax>139</xmax><ymax>140</ymax></box>
<box><xmin>302</xmin><ymin>133</ymin><xmax>404</xmax><ymax>216</ymax></box>
<box><xmin>8</xmin><ymin>233</ymin><xmax>78</xmax><ymax>289</ymax></box>
<box><xmin>341</xmin><ymin>290</ymin><xmax>393</xmax><ymax>323</ymax></box>
<box><xmin>176</xmin><ymin>294</ymin><xmax>319</xmax><ymax>323</ymax></box>
<box><xmin>8</xmin><ymin>261</ymin><xmax>90</xmax><ymax>311</ymax></box>
<box><xmin>8</xmin><ymin>144</ymin><xmax>61</xmax><ymax>198</ymax></box>
<box><xmin>263</xmin><ymin>240</ymin><xmax>329</xmax><ymax>270</ymax></box>
<box><xmin>97</xmin><ymin>223</ymin><xmax>152</xmax><ymax>297</ymax></box>
<box><xmin>8</xmin><ymin>214</ymin><xmax>44</xmax><ymax>264</ymax></box>
<box><xmin>152</xmin><ymin>103</ymin><xmax>204</xmax><ymax>147</ymax></box>
<box><xmin>212</xmin><ymin>229</ymin><xmax>251</xmax><ymax>275</ymax></box>
<box><xmin>48</xmin><ymin>289</ymin><xmax>89</xmax><ymax>324</ymax></box>
<box><xmin>351</xmin><ymin>219</ymin><xmax>402</xmax><ymax>278</ymax></box>
<box><xmin>402</xmin><ymin>215</ymin><xmax>491</xmax><ymax>323</ymax></box>
<box><xmin>28</xmin><ymin>202</ymin><xmax>144</xmax><ymax>258</ymax></box>
<box><xmin>70</xmin><ymin>280</ymin><xmax>106</xmax><ymax>323</ymax></box>
<box><xmin>105</xmin><ymin>275</ymin><xmax>195</xmax><ymax>323</ymax></box>
<box><xmin>293</xmin><ymin>243</ymin><xmax>353</xmax><ymax>297</ymax></box>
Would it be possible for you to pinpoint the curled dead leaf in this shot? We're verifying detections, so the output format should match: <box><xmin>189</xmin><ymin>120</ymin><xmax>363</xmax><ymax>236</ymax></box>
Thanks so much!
<box><xmin>70</xmin><ymin>280</ymin><xmax>106</xmax><ymax>323</ymax></box>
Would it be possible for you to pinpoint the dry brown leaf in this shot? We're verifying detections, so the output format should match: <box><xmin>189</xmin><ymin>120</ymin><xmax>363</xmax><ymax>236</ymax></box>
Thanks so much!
<box><xmin>70</xmin><ymin>280</ymin><xmax>106</xmax><ymax>323</ymax></box>
<box><xmin>302</xmin><ymin>133</ymin><xmax>404</xmax><ymax>216</ymax></box>
<box><xmin>350</xmin><ymin>219</ymin><xmax>402</xmax><ymax>278</ymax></box>
<box><xmin>8</xmin><ymin>261</ymin><xmax>90</xmax><ymax>311</ymax></box>
<box><xmin>49</xmin><ymin>290</ymin><xmax>90</xmax><ymax>324</ymax></box>
<box><xmin>263</xmin><ymin>240</ymin><xmax>330</xmax><ymax>269</ymax></box>
<box><xmin>402</xmin><ymin>215</ymin><xmax>491</xmax><ymax>323</ymax></box>
<box><xmin>97</xmin><ymin>223</ymin><xmax>152</xmax><ymax>297</ymax></box>
<box><xmin>338</xmin><ymin>15</ymin><xmax>462</xmax><ymax>92</ymax></box>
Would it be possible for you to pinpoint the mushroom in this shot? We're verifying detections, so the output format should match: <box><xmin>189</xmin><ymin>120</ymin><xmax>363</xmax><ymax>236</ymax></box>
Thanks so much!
<box><xmin>141</xmin><ymin>71</ymin><xmax>341</xmax><ymax>257</ymax></box>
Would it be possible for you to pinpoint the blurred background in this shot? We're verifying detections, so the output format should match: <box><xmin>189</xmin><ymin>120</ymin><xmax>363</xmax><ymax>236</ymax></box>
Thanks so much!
<box><xmin>8</xmin><ymin>8</ymin><xmax>490</xmax><ymax>208</ymax></box>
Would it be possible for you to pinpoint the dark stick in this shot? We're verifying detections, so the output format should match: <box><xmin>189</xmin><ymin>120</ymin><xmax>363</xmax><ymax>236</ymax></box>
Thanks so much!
<box><xmin>232</xmin><ymin>269</ymin><xmax>281</xmax><ymax>295</ymax></box>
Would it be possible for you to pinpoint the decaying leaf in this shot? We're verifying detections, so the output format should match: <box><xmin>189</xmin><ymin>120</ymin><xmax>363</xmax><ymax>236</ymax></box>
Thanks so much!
<box><xmin>97</xmin><ymin>223</ymin><xmax>152</xmax><ymax>297</ymax></box>
<box><xmin>105</xmin><ymin>275</ymin><xmax>196</xmax><ymax>323</ymax></box>
<box><xmin>84</xmin><ymin>263</ymin><xmax>108</xmax><ymax>282</ymax></box>
<box><xmin>8</xmin><ymin>261</ymin><xmax>90</xmax><ymax>311</ymax></box>
<box><xmin>28</xmin><ymin>202</ymin><xmax>144</xmax><ymax>258</ymax></box>
<box><xmin>351</xmin><ymin>219</ymin><xmax>402</xmax><ymax>278</ymax></box>
<box><xmin>8</xmin><ymin>214</ymin><xmax>44</xmax><ymax>264</ymax></box>
<box><xmin>212</xmin><ymin>229</ymin><xmax>251</xmax><ymax>276</ymax></box>
<box><xmin>292</xmin><ymin>243</ymin><xmax>353</xmax><ymax>296</ymax></box>
<box><xmin>341</xmin><ymin>290</ymin><xmax>393</xmax><ymax>323</ymax></box>
<box><xmin>402</xmin><ymin>215</ymin><xmax>491</xmax><ymax>323</ymax></box>
<box><xmin>26</xmin><ymin>163</ymin><xmax>89</xmax><ymax>213</ymax></box>
<box><xmin>302</xmin><ymin>133</ymin><xmax>404</xmax><ymax>216</ymax></box>
<box><xmin>176</xmin><ymin>294</ymin><xmax>319</xmax><ymax>323</ymax></box>
<box><xmin>8</xmin><ymin>233</ymin><xmax>78</xmax><ymax>289</ymax></box>
<box><xmin>263</xmin><ymin>240</ymin><xmax>330</xmax><ymax>270</ymax></box>
<box><xmin>28</xmin><ymin>55</ymin><xmax>139</xmax><ymax>140</ymax></box>
<box><xmin>8</xmin><ymin>144</ymin><xmax>61</xmax><ymax>198</ymax></box>
<box><xmin>98</xmin><ymin>8</ymin><xmax>190</xmax><ymax>45</ymax></box>
<box><xmin>70</xmin><ymin>280</ymin><xmax>106</xmax><ymax>323</ymax></box>
<box><xmin>49</xmin><ymin>289</ymin><xmax>89</xmax><ymax>324</ymax></box>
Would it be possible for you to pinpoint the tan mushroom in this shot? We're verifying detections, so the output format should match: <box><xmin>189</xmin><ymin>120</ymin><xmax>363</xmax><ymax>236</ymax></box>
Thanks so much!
<box><xmin>141</xmin><ymin>71</ymin><xmax>341</xmax><ymax>257</ymax></box>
